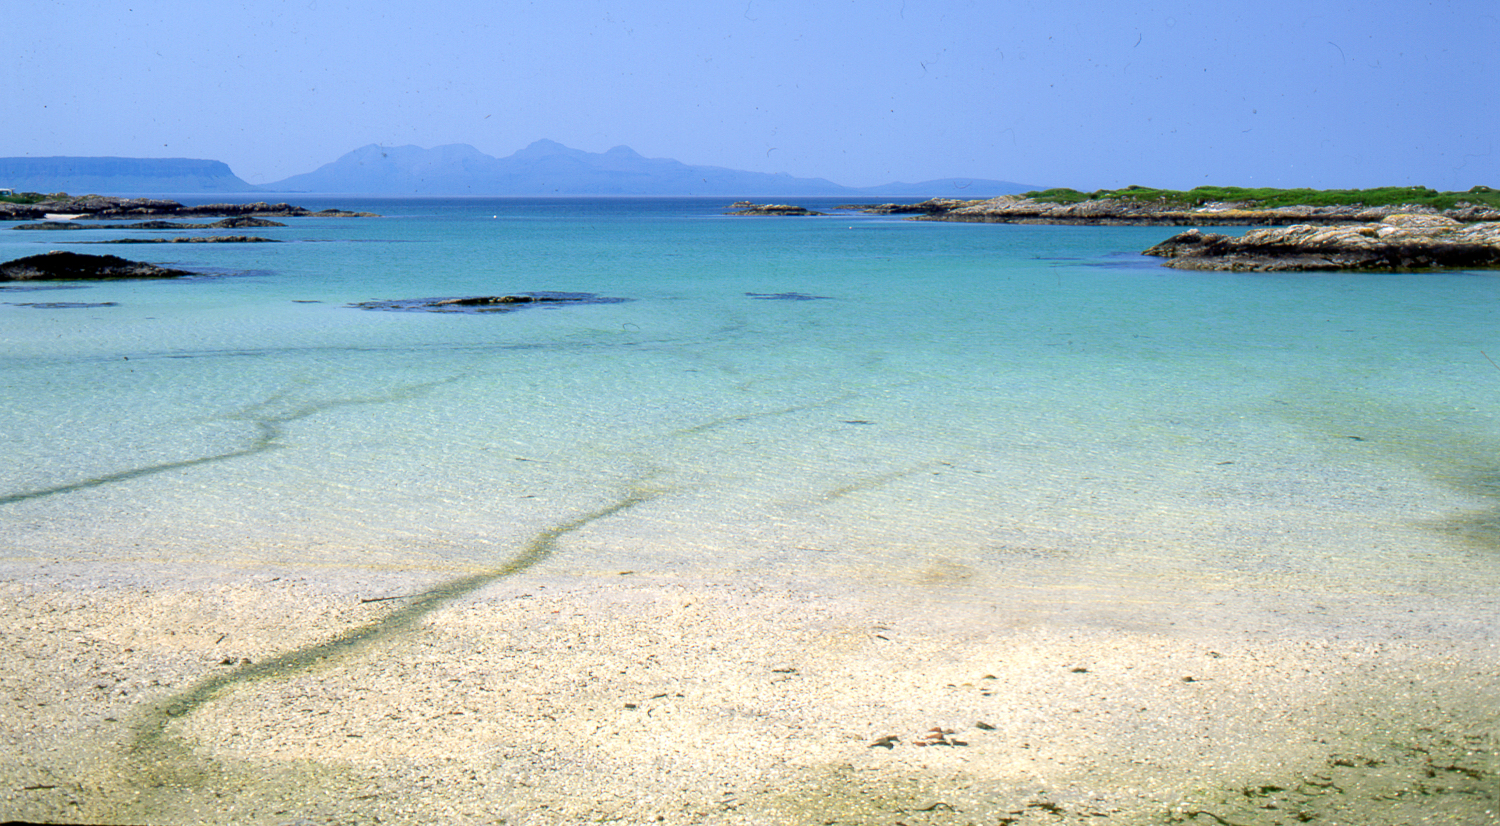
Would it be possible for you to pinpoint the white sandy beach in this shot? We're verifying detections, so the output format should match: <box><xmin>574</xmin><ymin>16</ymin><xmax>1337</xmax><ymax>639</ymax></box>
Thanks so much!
<box><xmin>2</xmin><ymin>559</ymin><xmax>1494</xmax><ymax>826</ymax></box>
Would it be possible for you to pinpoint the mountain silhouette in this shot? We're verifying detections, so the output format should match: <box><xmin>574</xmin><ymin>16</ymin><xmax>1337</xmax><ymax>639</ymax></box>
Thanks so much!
<box><xmin>261</xmin><ymin>140</ymin><xmax>1033</xmax><ymax>197</ymax></box>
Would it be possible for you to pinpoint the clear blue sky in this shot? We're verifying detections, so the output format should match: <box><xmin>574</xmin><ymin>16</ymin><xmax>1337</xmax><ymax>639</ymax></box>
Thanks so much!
<box><xmin>9</xmin><ymin>0</ymin><xmax>1497</xmax><ymax>190</ymax></box>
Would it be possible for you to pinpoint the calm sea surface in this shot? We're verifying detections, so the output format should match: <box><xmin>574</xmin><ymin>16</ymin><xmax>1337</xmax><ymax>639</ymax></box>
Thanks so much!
<box><xmin>3</xmin><ymin>197</ymin><xmax>1499</xmax><ymax>629</ymax></box>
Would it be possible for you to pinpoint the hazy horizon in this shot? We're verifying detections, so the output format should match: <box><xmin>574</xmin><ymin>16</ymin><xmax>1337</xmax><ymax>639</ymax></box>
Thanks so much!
<box><xmin>252</xmin><ymin>138</ymin><xmax>1039</xmax><ymax>191</ymax></box>
<box><xmin>8</xmin><ymin>2</ymin><xmax>1499</xmax><ymax>192</ymax></box>
<box><xmin>0</xmin><ymin>140</ymin><xmax>1042</xmax><ymax>197</ymax></box>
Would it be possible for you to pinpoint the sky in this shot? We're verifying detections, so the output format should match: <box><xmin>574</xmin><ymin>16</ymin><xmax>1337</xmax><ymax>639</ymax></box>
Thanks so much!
<box><xmin>8</xmin><ymin>0</ymin><xmax>1498</xmax><ymax>191</ymax></box>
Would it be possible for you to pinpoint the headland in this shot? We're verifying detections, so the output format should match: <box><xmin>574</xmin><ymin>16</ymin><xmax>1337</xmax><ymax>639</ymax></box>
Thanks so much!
<box><xmin>867</xmin><ymin>185</ymin><xmax>1500</xmax><ymax>226</ymax></box>
<box><xmin>1144</xmin><ymin>214</ymin><xmax>1500</xmax><ymax>271</ymax></box>
<box><xmin>843</xmin><ymin>186</ymin><xmax>1500</xmax><ymax>270</ymax></box>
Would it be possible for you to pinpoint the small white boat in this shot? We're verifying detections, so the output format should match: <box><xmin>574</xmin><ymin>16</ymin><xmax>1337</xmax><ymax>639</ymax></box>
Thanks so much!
<box><xmin>44</xmin><ymin>213</ymin><xmax>87</xmax><ymax>221</ymax></box>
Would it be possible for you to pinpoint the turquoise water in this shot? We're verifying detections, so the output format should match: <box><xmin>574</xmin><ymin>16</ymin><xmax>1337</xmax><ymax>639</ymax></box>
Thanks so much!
<box><xmin>3</xmin><ymin>198</ymin><xmax>1499</xmax><ymax>624</ymax></box>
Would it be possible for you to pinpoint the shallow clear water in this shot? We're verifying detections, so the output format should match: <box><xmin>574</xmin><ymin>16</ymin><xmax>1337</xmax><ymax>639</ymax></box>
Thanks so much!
<box><xmin>4</xmin><ymin>197</ymin><xmax>1499</xmax><ymax>624</ymax></box>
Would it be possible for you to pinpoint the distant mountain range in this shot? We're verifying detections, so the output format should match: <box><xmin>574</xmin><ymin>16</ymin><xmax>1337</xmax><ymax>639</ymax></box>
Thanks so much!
<box><xmin>1</xmin><ymin>141</ymin><xmax>1035</xmax><ymax>198</ymax></box>
<box><xmin>263</xmin><ymin>140</ymin><xmax>1034</xmax><ymax>197</ymax></box>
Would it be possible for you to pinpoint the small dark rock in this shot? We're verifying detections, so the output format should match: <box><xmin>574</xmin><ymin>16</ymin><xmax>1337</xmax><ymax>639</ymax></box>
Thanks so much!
<box><xmin>431</xmin><ymin>295</ymin><xmax>537</xmax><ymax>306</ymax></box>
<box><xmin>726</xmin><ymin>202</ymin><xmax>825</xmax><ymax>216</ymax></box>
<box><xmin>0</xmin><ymin>250</ymin><xmax>192</xmax><ymax>281</ymax></box>
<box><xmin>843</xmin><ymin>198</ymin><xmax>970</xmax><ymax>215</ymax></box>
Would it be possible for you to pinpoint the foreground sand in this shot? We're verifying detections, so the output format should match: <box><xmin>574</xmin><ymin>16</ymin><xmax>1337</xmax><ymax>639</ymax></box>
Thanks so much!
<box><xmin>2</xmin><ymin>563</ymin><xmax>1495</xmax><ymax>826</ymax></box>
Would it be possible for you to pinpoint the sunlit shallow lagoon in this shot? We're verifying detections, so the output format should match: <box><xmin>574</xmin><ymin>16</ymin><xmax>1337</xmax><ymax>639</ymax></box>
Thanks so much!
<box><xmin>4</xmin><ymin>197</ymin><xmax>1499</xmax><ymax>633</ymax></box>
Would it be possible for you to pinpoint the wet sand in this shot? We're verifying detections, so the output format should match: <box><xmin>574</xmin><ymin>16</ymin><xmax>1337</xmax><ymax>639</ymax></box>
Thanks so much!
<box><xmin>2</xmin><ymin>560</ymin><xmax>1495</xmax><ymax>826</ymax></box>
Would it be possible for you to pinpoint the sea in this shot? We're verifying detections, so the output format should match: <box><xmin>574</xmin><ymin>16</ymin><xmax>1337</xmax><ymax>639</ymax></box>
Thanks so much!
<box><xmin>3</xmin><ymin>196</ymin><xmax>1499</xmax><ymax>635</ymax></box>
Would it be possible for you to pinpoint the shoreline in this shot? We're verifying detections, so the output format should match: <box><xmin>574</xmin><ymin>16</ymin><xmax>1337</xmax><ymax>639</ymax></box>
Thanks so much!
<box><xmin>3</xmin><ymin>560</ymin><xmax>1495</xmax><ymax>825</ymax></box>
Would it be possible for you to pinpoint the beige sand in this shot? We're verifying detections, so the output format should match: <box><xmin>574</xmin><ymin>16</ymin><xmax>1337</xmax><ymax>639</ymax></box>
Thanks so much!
<box><xmin>2</xmin><ymin>562</ymin><xmax>1495</xmax><ymax>826</ymax></box>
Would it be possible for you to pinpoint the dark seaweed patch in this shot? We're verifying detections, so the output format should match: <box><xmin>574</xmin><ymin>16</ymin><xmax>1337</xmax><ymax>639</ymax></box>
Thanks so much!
<box><xmin>7</xmin><ymin>301</ymin><xmax>119</xmax><ymax>309</ymax></box>
<box><xmin>746</xmin><ymin>291</ymin><xmax>834</xmax><ymax>300</ymax></box>
<box><xmin>0</xmin><ymin>284</ymin><xmax>91</xmax><ymax>292</ymax></box>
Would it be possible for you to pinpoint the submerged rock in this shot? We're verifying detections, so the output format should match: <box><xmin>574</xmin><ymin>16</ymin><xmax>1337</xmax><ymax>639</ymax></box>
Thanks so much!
<box><xmin>0</xmin><ymin>250</ymin><xmax>193</xmax><ymax>281</ymax></box>
<box><xmin>6</xmin><ymin>301</ymin><xmax>120</xmax><ymax>309</ymax></box>
<box><xmin>745</xmin><ymin>291</ymin><xmax>833</xmax><ymax>300</ymax></box>
<box><xmin>351</xmin><ymin>292</ymin><xmax>632</xmax><ymax>313</ymax></box>
<box><xmin>1142</xmin><ymin>215</ymin><xmax>1500</xmax><ymax>271</ymax></box>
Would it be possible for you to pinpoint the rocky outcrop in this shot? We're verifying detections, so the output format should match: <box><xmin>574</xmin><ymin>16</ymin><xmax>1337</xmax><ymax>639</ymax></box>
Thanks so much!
<box><xmin>351</xmin><ymin>293</ymin><xmax>632</xmax><ymax>313</ymax></box>
<box><xmin>83</xmin><ymin>236</ymin><xmax>280</xmax><ymax>244</ymax></box>
<box><xmin>0</xmin><ymin>250</ymin><xmax>193</xmax><ymax>281</ymax></box>
<box><xmin>174</xmin><ymin>202</ymin><xmax>378</xmax><ymax>218</ymax></box>
<box><xmin>864</xmin><ymin>196</ymin><xmax>1500</xmax><ymax>226</ymax></box>
<box><xmin>725</xmin><ymin>202</ymin><xmax>825</xmax><ymax>216</ymax></box>
<box><xmin>1142</xmin><ymin>215</ymin><xmax>1500</xmax><ymax>271</ymax></box>
<box><xmin>0</xmin><ymin>197</ymin><xmax>177</xmax><ymax>221</ymax></box>
<box><xmin>0</xmin><ymin>196</ymin><xmax>376</xmax><ymax>221</ymax></box>
<box><xmin>15</xmin><ymin>217</ymin><xmax>288</xmax><ymax>230</ymax></box>
<box><xmin>838</xmin><ymin>198</ymin><xmax>971</xmax><ymax>215</ymax></box>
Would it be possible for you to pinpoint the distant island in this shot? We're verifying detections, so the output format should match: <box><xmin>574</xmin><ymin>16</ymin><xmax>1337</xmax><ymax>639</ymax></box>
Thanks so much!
<box><xmin>0</xmin><ymin>141</ymin><xmax>1035</xmax><ymax>198</ymax></box>
<box><xmin>0</xmin><ymin>157</ymin><xmax>260</xmax><ymax>194</ymax></box>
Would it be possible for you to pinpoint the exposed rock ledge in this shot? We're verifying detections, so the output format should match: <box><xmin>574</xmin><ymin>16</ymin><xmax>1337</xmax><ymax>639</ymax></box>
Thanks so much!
<box><xmin>80</xmin><ymin>236</ymin><xmax>279</xmax><ymax>244</ymax></box>
<box><xmin>838</xmin><ymin>198</ymin><xmax>972</xmax><ymax>215</ymax></box>
<box><xmin>1142</xmin><ymin>215</ymin><xmax>1500</xmax><ymax>271</ymax></box>
<box><xmin>863</xmin><ymin>196</ymin><xmax>1500</xmax><ymax>226</ymax></box>
<box><xmin>0</xmin><ymin>196</ymin><xmax>376</xmax><ymax>221</ymax></box>
<box><xmin>0</xmin><ymin>250</ymin><xmax>192</xmax><ymax>281</ymax></box>
<box><xmin>14</xmin><ymin>217</ymin><xmax>287</xmax><ymax>230</ymax></box>
<box><xmin>725</xmin><ymin>202</ymin><xmax>825</xmax><ymax>216</ymax></box>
